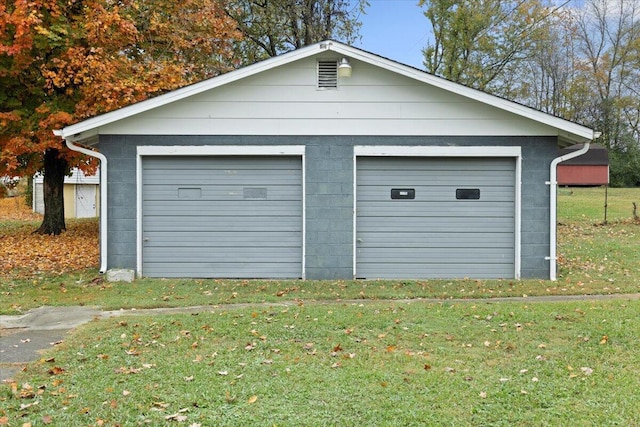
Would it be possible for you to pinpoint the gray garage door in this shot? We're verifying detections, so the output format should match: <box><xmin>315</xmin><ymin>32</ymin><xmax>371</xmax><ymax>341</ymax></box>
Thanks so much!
<box><xmin>142</xmin><ymin>156</ymin><xmax>302</xmax><ymax>278</ymax></box>
<box><xmin>356</xmin><ymin>157</ymin><xmax>516</xmax><ymax>279</ymax></box>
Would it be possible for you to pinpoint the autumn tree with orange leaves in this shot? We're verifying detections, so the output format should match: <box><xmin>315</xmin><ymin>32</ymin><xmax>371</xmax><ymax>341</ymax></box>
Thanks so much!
<box><xmin>0</xmin><ymin>0</ymin><xmax>241</xmax><ymax>234</ymax></box>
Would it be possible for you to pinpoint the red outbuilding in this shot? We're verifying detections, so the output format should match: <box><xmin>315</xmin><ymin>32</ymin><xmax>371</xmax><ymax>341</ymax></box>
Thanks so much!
<box><xmin>558</xmin><ymin>144</ymin><xmax>609</xmax><ymax>186</ymax></box>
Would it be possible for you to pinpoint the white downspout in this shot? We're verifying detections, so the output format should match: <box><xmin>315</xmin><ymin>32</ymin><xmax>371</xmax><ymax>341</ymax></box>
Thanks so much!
<box><xmin>63</xmin><ymin>139</ymin><xmax>108</xmax><ymax>274</ymax></box>
<box><xmin>546</xmin><ymin>140</ymin><xmax>595</xmax><ymax>281</ymax></box>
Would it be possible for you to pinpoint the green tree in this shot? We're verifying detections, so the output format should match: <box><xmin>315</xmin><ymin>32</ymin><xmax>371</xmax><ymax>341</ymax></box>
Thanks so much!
<box><xmin>420</xmin><ymin>0</ymin><xmax>640</xmax><ymax>187</ymax></box>
<box><xmin>572</xmin><ymin>0</ymin><xmax>640</xmax><ymax>186</ymax></box>
<box><xmin>420</xmin><ymin>0</ymin><xmax>552</xmax><ymax>92</ymax></box>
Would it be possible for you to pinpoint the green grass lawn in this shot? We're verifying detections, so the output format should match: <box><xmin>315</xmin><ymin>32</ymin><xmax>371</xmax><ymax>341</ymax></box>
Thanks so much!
<box><xmin>557</xmin><ymin>186</ymin><xmax>638</xmax><ymax>224</ymax></box>
<box><xmin>2</xmin><ymin>299</ymin><xmax>640</xmax><ymax>425</ymax></box>
<box><xmin>1</xmin><ymin>187</ymin><xmax>639</xmax><ymax>425</ymax></box>
<box><xmin>3</xmin><ymin>187</ymin><xmax>639</xmax><ymax>315</ymax></box>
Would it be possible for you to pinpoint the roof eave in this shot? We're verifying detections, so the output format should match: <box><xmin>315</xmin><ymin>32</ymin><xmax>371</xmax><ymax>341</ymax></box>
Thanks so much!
<box><xmin>328</xmin><ymin>43</ymin><xmax>596</xmax><ymax>144</ymax></box>
<box><xmin>54</xmin><ymin>42</ymin><xmax>331</xmax><ymax>141</ymax></box>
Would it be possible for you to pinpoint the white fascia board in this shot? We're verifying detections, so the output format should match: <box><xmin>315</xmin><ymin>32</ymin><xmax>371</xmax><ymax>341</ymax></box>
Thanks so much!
<box><xmin>329</xmin><ymin>43</ymin><xmax>595</xmax><ymax>143</ymax></box>
<box><xmin>136</xmin><ymin>145</ymin><xmax>305</xmax><ymax>156</ymax></box>
<box><xmin>354</xmin><ymin>145</ymin><xmax>522</xmax><ymax>157</ymax></box>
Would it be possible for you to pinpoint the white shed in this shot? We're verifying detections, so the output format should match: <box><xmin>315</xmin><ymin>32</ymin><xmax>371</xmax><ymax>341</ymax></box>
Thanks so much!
<box><xmin>33</xmin><ymin>168</ymin><xmax>100</xmax><ymax>218</ymax></box>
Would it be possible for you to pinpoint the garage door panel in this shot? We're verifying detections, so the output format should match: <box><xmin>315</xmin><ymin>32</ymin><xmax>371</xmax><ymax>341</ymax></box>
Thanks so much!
<box><xmin>357</xmin><ymin>202</ymin><xmax>514</xmax><ymax>216</ymax></box>
<box><xmin>358</xmin><ymin>157</ymin><xmax>514</xmax><ymax>171</ymax></box>
<box><xmin>358</xmin><ymin>232</ymin><xmax>514</xmax><ymax>247</ymax></box>
<box><xmin>356</xmin><ymin>263</ymin><xmax>514</xmax><ymax>279</ymax></box>
<box><xmin>143</xmin><ymin>185</ymin><xmax>301</xmax><ymax>201</ymax></box>
<box><xmin>358</xmin><ymin>247</ymin><xmax>513</xmax><ymax>262</ymax></box>
<box><xmin>142</xmin><ymin>156</ymin><xmax>302</xmax><ymax>278</ymax></box>
<box><xmin>144</xmin><ymin>174</ymin><xmax>301</xmax><ymax>186</ymax></box>
<box><xmin>143</xmin><ymin>200</ymin><xmax>302</xmax><ymax>216</ymax></box>
<box><xmin>143</xmin><ymin>263</ymin><xmax>300</xmax><ymax>279</ymax></box>
<box><xmin>144</xmin><ymin>231</ymin><xmax>302</xmax><ymax>246</ymax></box>
<box><xmin>143</xmin><ymin>216</ymin><xmax>301</xmax><ymax>232</ymax></box>
<box><xmin>144</xmin><ymin>156</ymin><xmax>299</xmax><ymax>169</ymax></box>
<box><xmin>143</xmin><ymin>246</ymin><xmax>303</xmax><ymax>262</ymax></box>
<box><xmin>357</xmin><ymin>217</ymin><xmax>514</xmax><ymax>233</ymax></box>
<box><xmin>356</xmin><ymin>156</ymin><xmax>515</xmax><ymax>279</ymax></box>
<box><xmin>357</xmin><ymin>186</ymin><xmax>515</xmax><ymax>201</ymax></box>
<box><xmin>356</xmin><ymin>175</ymin><xmax>513</xmax><ymax>187</ymax></box>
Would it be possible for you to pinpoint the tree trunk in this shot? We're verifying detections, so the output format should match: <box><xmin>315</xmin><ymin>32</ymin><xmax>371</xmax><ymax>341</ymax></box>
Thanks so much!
<box><xmin>35</xmin><ymin>148</ymin><xmax>68</xmax><ymax>235</ymax></box>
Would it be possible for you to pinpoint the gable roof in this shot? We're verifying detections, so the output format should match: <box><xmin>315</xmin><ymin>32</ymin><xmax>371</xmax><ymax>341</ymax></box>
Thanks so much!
<box><xmin>559</xmin><ymin>144</ymin><xmax>609</xmax><ymax>165</ymax></box>
<box><xmin>54</xmin><ymin>40</ymin><xmax>596</xmax><ymax>145</ymax></box>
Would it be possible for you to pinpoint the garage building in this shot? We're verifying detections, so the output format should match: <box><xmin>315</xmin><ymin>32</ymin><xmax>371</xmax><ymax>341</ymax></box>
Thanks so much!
<box><xmin>54</xmin><ymin>41</ymin><xmax>596</xmax><ymax>280</ymax></box>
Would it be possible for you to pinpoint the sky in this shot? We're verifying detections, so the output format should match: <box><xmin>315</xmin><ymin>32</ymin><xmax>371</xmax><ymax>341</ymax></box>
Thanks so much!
<box><xmin>350</xmin><ymin>0</ymin><xmax>594</xmax><ymax>70</ymax></box>
<box><xmin>352</xmin><ymin>0</ymin><xmax>431</xmax><ymax>69</ymax></box>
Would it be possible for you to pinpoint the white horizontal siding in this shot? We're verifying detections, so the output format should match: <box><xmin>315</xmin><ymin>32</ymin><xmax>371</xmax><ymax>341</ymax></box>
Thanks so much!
<box><xmin>99</xmin><ymin>57</ymin><xmax>559</xmax><ymax>137</ymax></box>
<box><xmin>102</xmin><ymin>118</ymin><xmax>552</xmax><ymax>136</ymax></box>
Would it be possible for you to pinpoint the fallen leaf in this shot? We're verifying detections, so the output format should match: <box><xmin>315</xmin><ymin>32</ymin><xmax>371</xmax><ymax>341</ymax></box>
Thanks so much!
<box><xmin>48</xmin><ymin>366</ymin><xmax>65</xmax><ymax>375</ymax></box>
<box><xmin>19</xmin><ymin>401</ymin><xmax>39</xmax><ymax>410</ymax></box>
<box><xmin>580</xmin><ymin>367</ymin><xmax>594</xmax><ymax>375</ymax></box>
<box><xmin>165</xmin><ymin>413</ymin><xmax>188</xmax><ymax>422</ymax></box>
<box><xmin>152</xmin><ymin>401</ymin><xmax>170</xmax><ymax>409</ymax></box>
<box><xmin>599</xmin><ymin>335</ymin><xmax>608</xmax><ymax>345</ymax></box>
<box><xmin>0</xmin><ymin>197</ymin><xmax>99</xmax><ymax>277</ymax></box>
<box><xmin>41</xmin><ymin>416</ymin><xmax>53</xmax><ymax>424</ymax></box>
<box><xmin>247</xmin><ymin>395</ymin><xmax>258</xmax><ymax>404</ymax></box>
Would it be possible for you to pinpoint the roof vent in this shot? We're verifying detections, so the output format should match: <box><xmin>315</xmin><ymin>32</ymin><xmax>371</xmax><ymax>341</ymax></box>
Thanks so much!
<box><xmin>317</xmin><ymin>60</ymin><xmax>338</xmax><ymax>89</ymax></box>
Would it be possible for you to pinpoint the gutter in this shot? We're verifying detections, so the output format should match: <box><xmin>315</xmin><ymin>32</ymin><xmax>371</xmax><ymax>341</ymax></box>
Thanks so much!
<box><xmin>546</xmin><ymin>136</ymin><xmax>599</xmax><ymax>280</ymax></box>
<box><xmin>57</xmin><ymin>136</ymin><xmax>108</xmax><ymax>274</ymax></box>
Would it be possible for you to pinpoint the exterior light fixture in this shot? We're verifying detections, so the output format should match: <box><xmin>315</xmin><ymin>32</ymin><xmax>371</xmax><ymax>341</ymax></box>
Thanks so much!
<box><xmin>338</xmin><ymin>57</ymin><xmax>352</xmax><ymax>78</ymax></box>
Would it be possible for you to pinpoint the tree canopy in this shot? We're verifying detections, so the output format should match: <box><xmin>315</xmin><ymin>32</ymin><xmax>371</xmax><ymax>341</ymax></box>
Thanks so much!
<box><xmin>226</xmin><ymin>0</ymin><xmax>368</xmax><ymax>63</ymax></box>
<box><xmin>0</xmin><ymin>0</ymin><xmax>241</xmax><ymax>233</ymax></box>
<box><xmin>420</xmin><ymin>0</ymin><xmax>640</xmax><ymax>186</ymax></box>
